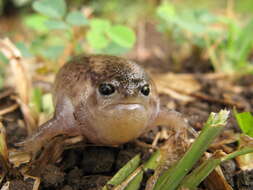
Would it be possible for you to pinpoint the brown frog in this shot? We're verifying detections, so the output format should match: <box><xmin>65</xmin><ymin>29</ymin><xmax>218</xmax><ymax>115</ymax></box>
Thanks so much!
<box><xmin>21</xmin><ymin>55</ymin><xmax>188</xmax><ymax>155</ymax></box>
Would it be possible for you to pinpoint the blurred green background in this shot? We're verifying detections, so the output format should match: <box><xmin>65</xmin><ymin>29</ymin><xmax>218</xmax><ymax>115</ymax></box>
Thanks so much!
<box><xmin>1</xmin><ymin>0</ymin><xmax>253</xmax><ymax>78</ymax></box>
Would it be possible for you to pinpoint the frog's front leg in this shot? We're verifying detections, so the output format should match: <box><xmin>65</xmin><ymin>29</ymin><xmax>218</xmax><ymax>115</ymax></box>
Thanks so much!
<box><xmin>18</xmin><ymin>96</ymin><xmax>80</xmax><ymax>157</ymax></box>
<box><xmin>152</xmin><ymin>108</ymin><xmax>189</xmax><ymax>139</ymax></box>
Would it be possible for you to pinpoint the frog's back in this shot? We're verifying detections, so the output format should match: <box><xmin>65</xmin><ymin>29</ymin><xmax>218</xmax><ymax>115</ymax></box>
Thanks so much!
<box><xmin>53</xmin><ymin>55</ymin><xmax>90</xmax><ymax>105</ymax></box>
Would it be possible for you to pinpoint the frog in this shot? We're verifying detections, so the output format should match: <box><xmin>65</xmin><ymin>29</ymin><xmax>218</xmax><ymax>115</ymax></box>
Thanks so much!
<box><xmin>20</xmin><ymin>55</ymin><xmax>188</xmax><ymax>156</ymax></box>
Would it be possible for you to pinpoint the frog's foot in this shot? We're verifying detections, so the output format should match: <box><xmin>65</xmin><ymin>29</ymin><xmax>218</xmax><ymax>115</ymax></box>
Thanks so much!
<box><xmin>152</xmin><ymin>108</ymin><xmax>191</xmax><ymax>141</ymax></box>
<box><xmin>16</xmin><ymin>118</ymin><xmax>64</xmax><ymax>159</ymax></box>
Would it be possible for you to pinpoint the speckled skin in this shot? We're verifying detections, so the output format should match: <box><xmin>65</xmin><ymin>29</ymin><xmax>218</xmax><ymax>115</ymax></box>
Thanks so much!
<box><xmin>21</xmin><ymin>55</ymin><xmax>188</xmax><ymax>155</ymax></box>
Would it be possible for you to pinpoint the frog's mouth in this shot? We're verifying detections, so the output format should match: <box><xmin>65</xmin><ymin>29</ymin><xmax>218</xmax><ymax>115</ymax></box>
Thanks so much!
<box><xmin>111</xmin><ymin>103</ymin><xmax>143</xmax><ymax>109</ymax></box>
<box><xmin>88</xmin><ymin>101</ymin><xmax>150</xmax><ymax>145</ymax></box>
<box><xmin>104</xmin><ymin>103</ymin><xmax>145</xmax><ymax>111</ymax></box>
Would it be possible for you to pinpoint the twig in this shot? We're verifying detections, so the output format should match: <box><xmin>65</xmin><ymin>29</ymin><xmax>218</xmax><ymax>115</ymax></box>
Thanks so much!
<box><xmin>0</xmin><ymin>103</ymin><xmax>19</xmax><ymax>116</ymax></box>
<box><xmin>112</xmin><ymin>166</ymin><xmax>144</xmax><ymax>190</ymax></box>
<box><xmin>152</xmin><ymin>132</ymin><xmax>161</xmax><ymax>147</ymax></box>
<box><xmin>0</xmin><ymin>88</ymin><xmax>14</xmax><ymax>100</ymax></box>
<box><xmin>0</xmin><ymin>38</ymin><xmax>36</xmax><ymax>134</ymax></box>
<box><xmin>191</xmin><ymin>92</ymin><xmax>245</xmax><ymax>109</ymax></box>
<box><xmin>12</xmin><ymin>95</ymin><xmax>37</xmax><ymax>134</ymax></box>
<box><xmin>0</xmin><ymin>38</ymin><xmax>31</xmax><ymax>104</ymax></box>
<box><xmin>166</xmin><ymin>84</ymin><xmax>245</xmax><ymax>109</ymax></box>
<box><xmin>24</xmin><ymin>175</ymin><xmax>41</xmax><ymax>190</ymax></box>
<box><xmin>134</xmin><ymin>140</ymin><xmax>158</xmax><ymax>150</ymax></box>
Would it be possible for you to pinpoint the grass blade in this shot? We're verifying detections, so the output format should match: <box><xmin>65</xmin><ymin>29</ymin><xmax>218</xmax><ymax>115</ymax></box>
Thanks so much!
<box><xmin>103</xmin><ymin>154</ymin><xmax>141</xmax><ymax>190</ymax></box>
<box><xmin>154</xmin><ymin>110</ymin><xmax>229</xmax><ymax>190</ymax></box>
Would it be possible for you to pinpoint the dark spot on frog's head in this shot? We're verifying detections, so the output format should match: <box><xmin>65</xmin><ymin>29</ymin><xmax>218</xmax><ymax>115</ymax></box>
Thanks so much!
<box><xmin>88</xmin><ymin>55</ymin><xmax>149</xmax><ymax>97</ymax></box>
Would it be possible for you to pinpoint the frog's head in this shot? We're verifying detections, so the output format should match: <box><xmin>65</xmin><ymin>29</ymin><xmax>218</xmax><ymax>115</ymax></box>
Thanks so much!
<box><xmin>84</xmin><ymin>55</ymin><xmax>160</xmax><ymax>145</ymax></box>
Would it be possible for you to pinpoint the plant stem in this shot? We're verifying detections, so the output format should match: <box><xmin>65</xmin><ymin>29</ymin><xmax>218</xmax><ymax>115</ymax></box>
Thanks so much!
<box><xmin>222</xmin><ymin>147</ymin><xmax>253</xmax><ymax>162</ymax></box>
<box><xmin>103</xmin><ymin>154</ymin><xmax>141</xmax><ymax>190</ymax></box>
<box><xmin>106</xmin><ymin>150</ymin><xmax>161</xmax><ymax>190</ymax></box>
<box><xmin>180</xmin><ymin>146</ymin><xmax>253</xmax><ymax>189</ymax></box>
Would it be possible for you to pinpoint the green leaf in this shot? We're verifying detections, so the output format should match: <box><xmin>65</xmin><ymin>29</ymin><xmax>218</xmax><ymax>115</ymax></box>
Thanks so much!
<box><xmin>86</xmin><ymin>30</ymin><xmax>109</xmax><ymax>50</ymax></box>
<box><xmin>125</xmin><ymin>172</ymin><xmax>143</xmax><ymax>190</ymax></box>
<box><xmin>31</xmin><ymin>88</ymin><xmax>43</xmax><ymax>113</ymax></box>
<box><xmin>66</xmin><ymin>11</ymin><xmax>88</xmax><ymax>26</ymax></box>
<box><xmin>234</xmin><ymin>111</ymin><xmax>253</xmax><ymax>137</ymax></box>
<box><xmin>196</xmin><ymin>10</ymin><xmax>218</xmax><ymax>23</ymax></box>
<box><xmin>0</xmin><ymin>76</ymin><xmax>3</xmax><ymax>89</ymax></box>
<box><xmin>32</xmin><ymin>0</ymin><xmax>66</xmax><ymax>19</ymax></box>
<box><xmin>235</xmin><ymin>19</ymin><xmax>253</xmax><ymax>63</ymax></box>
<box><xmin>90</xmin><ymin>18</ymin><xmax>111</xmax><ymax>33</ymax></box>
<box><xmin>125</xmin><ymin>150</ymin><xmax>161</xmax><ymax>190</ymax></box>
<box><xmin>173</xmin><ymin>11</ymin><xmax>207</xmax><ymax>34</ymax></box>
<box><xmin>15</xmin><ymin>42</ymin><xmax>33</xmax><ymax>57</ymax></box>
<box><xmin>143</xmin><ymin>150</ymin><xmax>161</xmax><ymax>170</ymax></box>
<box><xmin>156</xmin><ymin>2</ymin><xmax>175</xmax><ymax>21</ymax></box>
<box><xmin>23</xmin><ymin>14</ymin><xmax>49</xmax><ymax>32</ymax></box>
<box><xmin>30</xmin><ymin>36</ymin><xmax>47</xmax><ymax>55</ymax></box>
<box><xmin>74</xmin><ymin>42</ymin><xmax>83</xmax><ymax>54</ymax></box>
<box><xmin>42</xmin><ymin>93</ymin><xmax>54</xmax><ymax>114</ymax></box>
<box><xmin>0</xmin><ymin>52</ymin><xmax>9</xmax><ymax>65</ymax></box>
<box><xmin>12</xmin><ymin>0</ymin><xmax>31</xmax><ymax>7</ymax></box>
<box><xmin>107</xmin><ymin>25</ymin><xmax>136</xmax><ymax>48</ymax></box>
<box><xmin>101</xmin><ymin>42</ymin><xmax>129</xmax><ymax>55</ymax></box>
<box><xmin>103</xmin><ymin>154</ymin><xmax>141</xmax><ymax>190</ymax></box>
<box><xmin>41</xmin><ymin>45</ymin><xmax>64</xmax><ymax>60</ymax></box>
<box><xmin>44</xmin><ymin>19</ymin><xmax>69</xmax><ymax>30</ymax></box>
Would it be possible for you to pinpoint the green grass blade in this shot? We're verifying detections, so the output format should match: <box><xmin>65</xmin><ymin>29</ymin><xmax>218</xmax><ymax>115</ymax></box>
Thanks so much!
<box><xmin>103</xmin><ymin>154</ymin><xmax>141</xmax><ymax>190</ymax></box>
<box><xmin>154</xmin><ymin>110</ymin><xmax>229</xmax><ymax>190</ymax></box>
<box><xmin>234</xmin><ymin>109</ymin><xmax>253</xmax><ymax>137</ymax></box>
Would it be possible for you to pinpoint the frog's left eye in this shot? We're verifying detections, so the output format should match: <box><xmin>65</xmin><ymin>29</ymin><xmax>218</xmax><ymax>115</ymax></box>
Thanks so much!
<box><xmin>140</xmin><ymin>84</ymin><xmax>150</xmax><ymax>96</ymax></box>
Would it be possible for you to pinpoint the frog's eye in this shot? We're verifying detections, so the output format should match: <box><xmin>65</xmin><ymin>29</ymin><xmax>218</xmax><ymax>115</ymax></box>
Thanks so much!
<box><xmin>140</xmin><ymin>84</ymin><xmax>150</xmax><ymax>96</ymax></box>
<box><xmin>99</xmin><ymin>83</ymin><xmax>115</xmax><ymax>96</ymax></box>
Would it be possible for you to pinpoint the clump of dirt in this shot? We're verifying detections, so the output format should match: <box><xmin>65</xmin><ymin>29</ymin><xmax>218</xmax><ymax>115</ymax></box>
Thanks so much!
<box><xmin>33</xmin><ymin>144</ymin><xmax>151</xmax><ymax>189</ymax></box>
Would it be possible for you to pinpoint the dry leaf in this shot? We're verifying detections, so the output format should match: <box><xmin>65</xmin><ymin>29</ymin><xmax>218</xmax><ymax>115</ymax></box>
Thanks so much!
<box><xmin>153</xmin><ymin>73</ymin><xmax>201</xmax><ymax>102</ymax></box>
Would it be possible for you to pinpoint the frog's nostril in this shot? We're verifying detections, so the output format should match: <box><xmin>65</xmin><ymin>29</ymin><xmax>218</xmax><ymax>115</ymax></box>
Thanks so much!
<box><xmin>121</xmin><ymin>88</ymin><xmax>136</xmax><ymax>97</ymax></box>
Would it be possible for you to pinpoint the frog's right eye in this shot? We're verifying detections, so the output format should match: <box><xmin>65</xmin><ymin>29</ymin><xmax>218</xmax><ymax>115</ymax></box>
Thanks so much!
<box><xmin>99</xmin><ymin>83</ymin><xmax>115</xmax><ymax>96</ymax></box>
